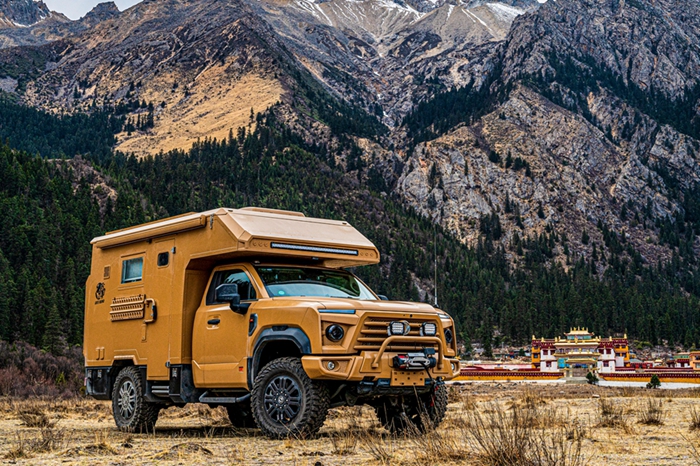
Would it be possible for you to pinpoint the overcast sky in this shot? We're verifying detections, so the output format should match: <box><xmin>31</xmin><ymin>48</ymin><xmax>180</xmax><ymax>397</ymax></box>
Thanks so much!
<box><xmin>43</xmin><ymin>0</ymin><xmax>143</xmax><ymax>20</ymax></box>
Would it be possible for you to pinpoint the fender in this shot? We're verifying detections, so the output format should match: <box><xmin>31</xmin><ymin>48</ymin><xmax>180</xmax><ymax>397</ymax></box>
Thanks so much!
<box><xmin>248</xmin><ymin>327</ymin><xmax>312</xmax><ymax>388</ymax></box>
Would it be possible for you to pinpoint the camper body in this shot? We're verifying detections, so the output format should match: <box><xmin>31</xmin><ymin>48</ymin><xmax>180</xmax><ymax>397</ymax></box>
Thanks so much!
<box><xmin>84</xmin><ymin>207</ymin><xmax>459</xmax><ymax>438</ymax></box>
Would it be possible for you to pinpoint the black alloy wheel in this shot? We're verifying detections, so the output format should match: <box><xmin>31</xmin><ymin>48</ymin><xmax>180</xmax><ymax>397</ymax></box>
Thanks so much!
<box><xmin>251</xmin><ymin>357</ymin><xmax>330</xmax><ymax>439</ymax></box>
<box><xmin>264</xmin><ymin>375</ymin><xmax>302</xmax><ymax>423</ymax></box>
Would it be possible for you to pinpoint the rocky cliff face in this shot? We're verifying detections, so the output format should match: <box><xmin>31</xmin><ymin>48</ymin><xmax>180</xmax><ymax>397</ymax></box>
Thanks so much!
<box><xmin>0</xmin><ymin>0</ymin><xmax>72</xmax><ymax>48</ymax></box>
<box><xmin>79</xmin><ymin>2</ymin><xmax>121</xmax><ymax>28</ymax></box>
<box><xmin>2</xmin><ymin>0</ymin><xmax>700</xmax><ymax>270</ymax></box>
<box><xmin>501</xmin><ymin>0</ymin><xmax>700</xmax><ymax>96</ymax></box>
<box><xmin>394</xmin><ymin>0</ymin><xmax>700</xmax><ymax>263</ymax></box>
<box><xmin>0</xmin><ymin>1</ymin><xmax>119</xmax><ymax>48</ymax></box>
<box><xmin>0</xmin><ymin>0</ymin><xmax>50</xmax><ymax>27</ymax></box>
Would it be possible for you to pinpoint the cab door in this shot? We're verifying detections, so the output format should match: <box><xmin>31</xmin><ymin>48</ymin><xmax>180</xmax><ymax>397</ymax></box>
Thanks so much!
<box><xmin>192</xmin><ymin>266</ymin><xmax>259</xmax><ymax>388</ymax></box>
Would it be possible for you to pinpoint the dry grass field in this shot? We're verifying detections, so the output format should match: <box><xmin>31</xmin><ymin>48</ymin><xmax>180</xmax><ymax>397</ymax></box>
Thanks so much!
<box><xmin>3</xmin><ymin>383</ymin><xmax>700</xmax><ymax>465</ymax></box>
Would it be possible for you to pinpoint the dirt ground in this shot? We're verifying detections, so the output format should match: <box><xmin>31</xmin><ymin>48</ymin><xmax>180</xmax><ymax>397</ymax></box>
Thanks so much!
<box><xmin>2</xmin><ymin>382</ymin><xmax>700</xmax><ymax>465</ymax></box>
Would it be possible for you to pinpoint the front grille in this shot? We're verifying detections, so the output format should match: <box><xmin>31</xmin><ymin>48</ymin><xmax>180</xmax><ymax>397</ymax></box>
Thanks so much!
<box><xmin>353</xmin><ymin>317</ymin><xmax>441</xmax><ymax>352</ymax></box>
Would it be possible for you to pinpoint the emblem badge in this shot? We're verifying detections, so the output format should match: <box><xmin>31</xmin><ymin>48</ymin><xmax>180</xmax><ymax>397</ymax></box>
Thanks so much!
<box><xmin>95</xmin><ymin>282</ymin><xmax>106</xmax><ymax>300</ymax></box>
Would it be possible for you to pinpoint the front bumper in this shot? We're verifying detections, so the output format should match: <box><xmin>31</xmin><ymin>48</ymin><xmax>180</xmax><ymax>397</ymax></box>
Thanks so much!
<box><xmin>302</xmin><ymin>353</ymin><xmax>460</xmax><ymax>382</ymax></box>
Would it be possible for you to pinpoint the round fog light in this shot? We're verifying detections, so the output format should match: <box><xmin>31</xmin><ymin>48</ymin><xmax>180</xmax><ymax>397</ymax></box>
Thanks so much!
<box><xmin>326</xmin><ymin>324</ymin><xmax>345</xmax><ymax>342</ymax></box>
<box><xmin>451</xmin><ymin>362</ymin><xmax>457</xmax><ymax>371</ymax></box>
<box><xmin>326</xmin><ymin>361</ymin><xmax>337</xmax><ymax>371</ymax></box>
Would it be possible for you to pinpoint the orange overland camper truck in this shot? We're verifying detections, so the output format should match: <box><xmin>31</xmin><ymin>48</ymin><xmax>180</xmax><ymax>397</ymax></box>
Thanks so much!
<box><xmin>84</xmin><ymin>207</ymin><xmax>459</xmax><ymax>438</ymax></box>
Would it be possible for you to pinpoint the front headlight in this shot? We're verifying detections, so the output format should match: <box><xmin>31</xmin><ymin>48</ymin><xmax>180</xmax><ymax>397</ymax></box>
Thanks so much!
<box><xmin>326</xmin><ymin>324</ymin><xmax>345</xmax><ymax>342</ymax></box>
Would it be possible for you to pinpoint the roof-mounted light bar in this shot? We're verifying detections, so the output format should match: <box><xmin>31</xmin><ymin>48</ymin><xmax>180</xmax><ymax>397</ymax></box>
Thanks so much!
<box><xmin>270</xmin><ymin>242</ymin><xmax>359</xmax><ymax>256</ymax></box>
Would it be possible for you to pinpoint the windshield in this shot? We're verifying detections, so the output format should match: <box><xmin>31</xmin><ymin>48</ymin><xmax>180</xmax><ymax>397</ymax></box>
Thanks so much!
<box><xmin>255</xmin><ymin>266</ymin><xmax>377</xmax><ymax>300</ymax></box>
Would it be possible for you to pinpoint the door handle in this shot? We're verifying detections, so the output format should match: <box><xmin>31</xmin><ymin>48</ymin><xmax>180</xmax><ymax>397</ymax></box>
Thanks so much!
<box><xmin>207</xmin><ymin>318</ymin><xmax>221</xmax><ymax>325</ymax></box>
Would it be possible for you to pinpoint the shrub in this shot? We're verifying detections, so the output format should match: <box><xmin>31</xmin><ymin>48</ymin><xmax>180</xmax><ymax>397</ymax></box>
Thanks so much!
<box><xmin>637</xmin><ymin>398</ymin><xmax>664</xmax><ymax>425</ymax></box>
<box><xmin>0</xmin><ymin>341</ymin><xmax>83</xmax><ymax>398</ymax></box>
<box><xmin>464</xmin><ymin>402</ymin><xmax>588</xmax><ymax>466</ymax></box>
<box><xmin>586</xmin><ymin>371</ymin><xmax>599</xmax><ymax>385</ymax></box>
<box><xmin>647</xmin><ymin>374</ymin><xmax>661</xmax><ymax>389</ymax></box>
<box><xmin>597</xmin><ymin>398</ymin><xmax>633</xmax><ymax>433</ymax></box>
<box><xmin>689</xmin><ymin>406</ymin><xmax>700</xmax><ymax>431</ymax></box>
<box><xmin>17</xmin><ymin>405</ymin><xmax>54</xmax><ymax>428</ymax></box>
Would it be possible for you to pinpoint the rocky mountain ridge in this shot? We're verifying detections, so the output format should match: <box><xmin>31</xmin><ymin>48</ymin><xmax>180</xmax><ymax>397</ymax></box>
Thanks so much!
<box><xmin>0</xmin><ymin>0</ymin><xmax>50</xmax><ymax>27</ymax></box>
<box><xmin>79</xmin><ymin>2</ymin><xmax>120</xmax><ymax>28</ymax></box>
<box><xmin>0</xmin><ymin>1</ymin><xmax>120</xmax><ymax>48</ymax></box>
<box><xmin>252</xmin><ymin>0</ymin><xmax>532</xmax><ymax>124</ymax></box>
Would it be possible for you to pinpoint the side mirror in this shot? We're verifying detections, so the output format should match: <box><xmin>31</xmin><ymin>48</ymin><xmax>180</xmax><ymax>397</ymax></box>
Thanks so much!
<box><xmin>378</xmin><ymin>295</ymin><xmax>389</xmax><ymax>301</ymax></box>
<box><xmin>215</xmin><ymin>283</ymin><xmax>246</xmax><ymax>314</ymax></box>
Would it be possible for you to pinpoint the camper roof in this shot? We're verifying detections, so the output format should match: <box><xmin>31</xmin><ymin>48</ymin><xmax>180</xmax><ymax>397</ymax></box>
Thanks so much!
<box><xmin>90</xmin><ymin>207</ymin><xmax>380</xmax><ymax>267</ymax></box>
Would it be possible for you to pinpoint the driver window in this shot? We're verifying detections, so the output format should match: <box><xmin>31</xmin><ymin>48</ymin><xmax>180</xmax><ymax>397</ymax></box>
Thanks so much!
<box><xmin>207</xmin><ymin>269</ymin><xmax>257</xmax><ymax>305</ymax></box>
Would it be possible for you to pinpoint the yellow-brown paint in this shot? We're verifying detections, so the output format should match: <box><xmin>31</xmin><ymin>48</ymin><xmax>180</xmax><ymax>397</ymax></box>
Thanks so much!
<box><xmin>84</xmin><ymin>207</ymin><xmax>459</xmax><ymax>389</ymax></box>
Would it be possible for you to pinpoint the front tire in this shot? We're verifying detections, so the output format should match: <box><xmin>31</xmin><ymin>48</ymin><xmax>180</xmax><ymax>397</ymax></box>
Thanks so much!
<box><xmin>111</xmin><ymin>366</ymin><xmax>160</xmax><ymax>433</ymax></box>
<box><xmin>251</xmin><ymin>357</ymin><xmax>330</xmax><ymax>439</ymax></box>
<box><xmin>374</xmin><ymin>383</ymin><xmax>448</xmax><ymax>434</ymax></box>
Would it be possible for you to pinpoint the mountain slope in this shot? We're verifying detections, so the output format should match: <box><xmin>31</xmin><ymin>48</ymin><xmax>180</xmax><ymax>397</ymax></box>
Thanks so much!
<box><xmin>19</xmin><ymin>0</ymin><xmax>293</xmax><ymax>155</ymax></box>
<box><xmin>394</xmin><ymin>0</ymin><xmax>700</xmax><ymax>270</ymax></box>
<box><xmin>5</xmin><ymin>0</ymin><xmax>700</xmax><ymax>270</ymax></box>
<box><xmin>1</xmin><ymin>0</ymin><xmax>530</xmax><ymax>141</ymax></box>
<box><xmin>2</xmin><ymin>0</ymin><xmax>386</xmax><ymax>156</ymax></box>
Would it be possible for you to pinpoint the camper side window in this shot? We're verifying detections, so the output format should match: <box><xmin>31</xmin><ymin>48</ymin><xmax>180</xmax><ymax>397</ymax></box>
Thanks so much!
<box><xmin>121</xmin><ymin>257</ymin><xmax>144</xmax><ymax>283</ymax></box>
<box><xmin>207</xmin><ymin>269</ymin><xmax>257</xmax><ymax>304</ymax></box>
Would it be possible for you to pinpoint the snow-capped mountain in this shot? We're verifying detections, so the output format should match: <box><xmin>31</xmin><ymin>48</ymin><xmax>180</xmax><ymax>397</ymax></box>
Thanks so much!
<box><xmin>249</xmin><ymin>0</ymin><xmax>535</xmax><ymax>124</ymax></box>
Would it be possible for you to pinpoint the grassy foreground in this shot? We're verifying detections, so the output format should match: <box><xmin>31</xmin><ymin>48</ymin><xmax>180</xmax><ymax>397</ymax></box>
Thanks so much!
<box><xmin>2</xmin><ymin>383</ymin><xmax>700</xmax><ymax>465</ymax></box>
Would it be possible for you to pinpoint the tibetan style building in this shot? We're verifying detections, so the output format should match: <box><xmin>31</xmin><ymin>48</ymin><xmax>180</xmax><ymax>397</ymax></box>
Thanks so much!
<box><xmin>531</xmin><ymin>328</ymin><xmax>629</xmax><ymax>375</ymax></box>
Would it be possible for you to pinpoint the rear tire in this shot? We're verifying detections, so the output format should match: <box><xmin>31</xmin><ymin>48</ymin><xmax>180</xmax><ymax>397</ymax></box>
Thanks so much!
<box><xmin>226</xmin><ymin>401</ymin><xmax>256</xmax><ymax>428</ymax></box>
<box><xmin>251</xmin><ymin>357</ymin><xmax>330</xmax><ymax>439</ymax></box>
<box><xmin>374</xmin><ymin>383</ymin><xmax>448</xmax><ymax>434</ymax></box>
<box><xmin>112</xmin><ymin>366</ymin><xmax>160</xmax><ymax>433</ymax></box>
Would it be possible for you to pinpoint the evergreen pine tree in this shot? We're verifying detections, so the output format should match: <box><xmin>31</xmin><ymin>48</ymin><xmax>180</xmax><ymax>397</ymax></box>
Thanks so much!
<box><xmin>0</xmin><ymin>251</ymin><xmax>14</xmax><ymax>341</ymax></box>
<box><xmin>42</xmin><ymin>303</ymin><xmax>66</xmax><ymax>356</ymax></box>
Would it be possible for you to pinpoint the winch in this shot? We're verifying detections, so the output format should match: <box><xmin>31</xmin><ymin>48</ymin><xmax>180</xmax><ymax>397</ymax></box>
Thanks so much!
<box><xmin>392</xmin><ymin>348</ymin><xmax>437</xmax><ymax>370</ymax></box>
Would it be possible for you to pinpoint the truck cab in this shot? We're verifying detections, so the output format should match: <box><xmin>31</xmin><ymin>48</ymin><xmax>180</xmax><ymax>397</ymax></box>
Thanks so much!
<box><xmin>84</xmin><ymin>207</ymin><xmax>459</xmax><ymax>438</ymax></box>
